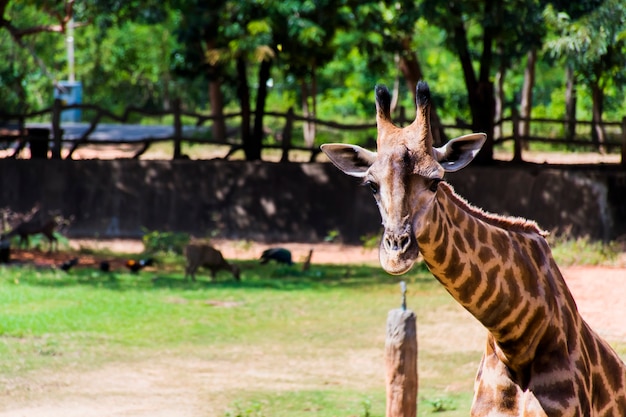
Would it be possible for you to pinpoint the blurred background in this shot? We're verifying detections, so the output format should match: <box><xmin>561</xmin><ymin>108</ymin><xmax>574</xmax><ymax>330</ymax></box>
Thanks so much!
<box><xmin>1</xmin><ymin>0</ymin><xmax>625</xmax><ymax>163</ymax></box>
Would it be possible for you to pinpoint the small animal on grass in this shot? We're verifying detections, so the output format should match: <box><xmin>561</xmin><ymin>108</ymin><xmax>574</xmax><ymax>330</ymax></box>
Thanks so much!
<box><xmin>259</xmin><ymin>247</ymin><xmax>293</xmax><ymax>265</ymax></box>
<box><xmin>0</xmin><ymin>238</ymin><xmax>10</xmax><ymax>263</ymax></box>
<box><xmin>59</xmin><ymin>257</ymin><xmax>78</xmax><ymax>272</ymax></box>
<box><xmin>125</xmin><ymin>258</ymin><xmax>154</xmax><ymax>273</ymax></box>
<box><xmin>184</xmin><ymin>241</ymin><xmax>240</xmax><ymax>282</ymax></box>
<box><xmin>99</xmin><ymin>261</ymin><xmax>110</xmax><ymax>272</ymax></box>
<box><xmin>2</xmin><ymin>208</ymin><xmax>59</xmax><ymax>251</ymax></box>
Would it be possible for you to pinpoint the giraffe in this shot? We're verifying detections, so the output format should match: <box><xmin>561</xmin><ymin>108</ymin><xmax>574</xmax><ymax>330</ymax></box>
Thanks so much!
<box><xmin>321</xmin><ymin>81</ymin><xmax>626</xmax><ymax>416</ymax></box>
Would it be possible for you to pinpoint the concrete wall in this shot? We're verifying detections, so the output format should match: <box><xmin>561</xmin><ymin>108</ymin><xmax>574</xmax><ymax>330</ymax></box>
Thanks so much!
<box><xmin>1</xmin><ymin>159</ymin><xmax>624</xmax><ymax>243</ymax></box>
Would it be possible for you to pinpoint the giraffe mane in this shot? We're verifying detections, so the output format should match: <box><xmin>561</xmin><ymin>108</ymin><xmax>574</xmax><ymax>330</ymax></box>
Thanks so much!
<box><xmin>439</xmin><ymin>181</ymin><xmax>548</xmax><ymax>236</ymax></box>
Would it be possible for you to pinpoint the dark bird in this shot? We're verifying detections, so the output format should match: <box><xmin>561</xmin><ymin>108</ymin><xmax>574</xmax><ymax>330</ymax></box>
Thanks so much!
<box><xmin>99</xmin><ymin>261</ymin><xmax>110</xmax><ymax>272</ymax></box>
<box><xmin>260</xmin><ymin>248</ymin><xmax>293</xmax><ymax>265</ymax></box>
<box><xmin>60</xmin><ymin>257</ymin><xmax>79</xmax><ymax>272</ymax></box>
<box><xmin>125</xmin><ymin>258</ymin><xmax>154</xmax><ymax>273</ymax></box>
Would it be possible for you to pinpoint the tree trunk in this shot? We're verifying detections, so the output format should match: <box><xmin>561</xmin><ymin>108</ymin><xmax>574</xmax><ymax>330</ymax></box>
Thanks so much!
<box><xmin>397</xmin><ymin>38</ymin><xmax>446</xmax><ymax>146</ymax></box>
<box><xmin>204</xmin><ymin>36</ymin><xmax>226</xmax><ymax>141</ymax></box>
<box><xmin>564</xmin><ymin>66</ymin><xmax>577</xmax><ymax>141</ymax></box>
<box><xmin>252</xmin><ymin>58</ymin><xmax>272</xmax><ymax>158</ymax></box>
<box><xmin>301</xmin><ymin>70</ymin><xmax>317</xmax><ymax>148</ymax></box>
<box><xmin>236</xmin><ymin>57</ymin><xmax>255</xmax><ymax>160</ymax></box>
<box><xmin>519</xmin><ymin>49</ymin><xmax>536</xmax><ymax>150</ymax></box>
<box><xmin>494</xmin><ymin>66</ymin><xmax>505</xmax><ymax>140</ymax></box>
<box><xmin>301</xmin><ymin>81</ymin><xmax>311</xmax><ymax>146</ymax></box>
<box><xmin>471</xmin><ymin>81</ymin><xmax>495</xmax><ymax>164</ymax></box>
<box><xmin>474</xmin><ymin>0</ymin><xmax>496</xmax><ymax>164</ymax></box>
<box><xmin>209</xmin><ymin>79</ymin><xmax>226</xmax><ymax>141</ymax></box>
<box><xmin>591</xmin><ymin>81</ymin><xmax>606</xmax><ymax>154</ymax></box>
<box><xmin>450</xmin><ymin>0</ymin><xmax>495</xmax><ymax>164</ymax></box>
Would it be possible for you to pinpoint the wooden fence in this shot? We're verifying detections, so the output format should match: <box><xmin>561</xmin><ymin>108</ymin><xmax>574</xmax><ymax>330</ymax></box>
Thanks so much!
<box><xmin>1</xmin><ymin>99</ymin><xmax>625</xmax><ymax>165</ymax></box>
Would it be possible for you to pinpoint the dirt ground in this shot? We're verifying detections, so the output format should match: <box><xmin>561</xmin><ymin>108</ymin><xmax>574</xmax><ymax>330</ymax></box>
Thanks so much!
<box><xmin>3</xmin><ymin>141</ymin><xmax>623</xmax><ymax>165</ymax></box>
<box><xmin>1</xmin><ymin>239</ymin><xmax>626</xmax><ymax>417</ymax></box>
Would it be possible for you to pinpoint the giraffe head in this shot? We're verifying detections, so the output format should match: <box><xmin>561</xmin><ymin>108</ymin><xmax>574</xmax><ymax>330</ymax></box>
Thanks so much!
<box><xmin>321</xmin><ymin>82</ymin><xmax>486</xmax><ymax>275</ymax></box>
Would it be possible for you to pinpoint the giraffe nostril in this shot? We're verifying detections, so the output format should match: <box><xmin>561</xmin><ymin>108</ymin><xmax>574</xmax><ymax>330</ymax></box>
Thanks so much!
<box><xmin>383</xmin><ymin>233</ymin><xmax>412</xmax><ymax>252</ymax></box>
<box><xmin>383</xmin><ymin>235</ymin><xmax>394</xmax><ymax>251</ymax></box>
<box><xmin>400</xmin><ymin>234</ymin><xmax>410</xmax><ymax>251</ymax></box>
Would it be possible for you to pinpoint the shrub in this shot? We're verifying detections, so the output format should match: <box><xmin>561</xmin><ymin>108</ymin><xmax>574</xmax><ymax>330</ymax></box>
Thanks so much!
<box><xmin>141</xmin><ymin>229</ymin><xmax>190</xmax><ymax>255</ymax></box>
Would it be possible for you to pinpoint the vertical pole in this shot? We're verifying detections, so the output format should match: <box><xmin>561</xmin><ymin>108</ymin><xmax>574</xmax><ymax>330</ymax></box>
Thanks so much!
<box><xmin>67</xmin><ymin>18</ymin><xmax>75</xmax><ymax>82</ymax></box>
<box><xmin>385</xmin><ymin>282</ymin><xmax>418</xmax><ymax>417</ymax></box>
<box><xmin>281</xmin><ymin>107</ymin><xmax>294</xmax><ymax>163</ymax></box>
<box><xmin>51</xmin><ymin>98</ymin><xmax>62</xmax><ymax>159</ymax></box>
<box><xmin>622</xmin><ymin>116</ymin><xmax>626</xmax><ymax>167</ymax></box>
<box><xmin>512</xmin><ymin>108</ymin><xmax>522</xmax><ymax>163</ymax></box>
<box><xmin>173</xmin><ymin>98</ymin><xmax>182</xmax><ymax>159</ymax></box>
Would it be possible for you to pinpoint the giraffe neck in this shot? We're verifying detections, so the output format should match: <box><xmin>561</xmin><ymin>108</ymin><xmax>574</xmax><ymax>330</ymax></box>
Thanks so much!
<box><xmin>417</xmin><ymin>182</ymin><xmax>572</xmax><ymax>369</ymax></box>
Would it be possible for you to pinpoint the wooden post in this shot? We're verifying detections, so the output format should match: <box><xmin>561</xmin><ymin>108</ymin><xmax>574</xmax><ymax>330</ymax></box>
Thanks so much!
<box><xmin>27</xmin><ymin>128</ymin><xmax>51</xmax><ymax>159</ymax></box>
<box><xmin>622</xmin><ymin>116</ymin><xmax>626</xmax><ymax>167</ymax></box>
<box><xmin>173</xmin><ymin>98</ymin><xmax>182</xmax><ymax>159</ymax></box>
<box><xmin>51</xmin><ymin>98</ymin><xmax>63</xmax><ymax>159</ymax></box>
<box><xmin>385</xmin><ymin>282</ymin><xmax>418</xmax><ymax>417</ymax></box>
<box><xmin>512</xmin><ymin>108</ymin><xmax>522</xmax><ymax>163</ymax></box>
<box><xmin>281</xmin><ymin>107</ymin><xmax>294</xmax><ymax>163</ymax></box>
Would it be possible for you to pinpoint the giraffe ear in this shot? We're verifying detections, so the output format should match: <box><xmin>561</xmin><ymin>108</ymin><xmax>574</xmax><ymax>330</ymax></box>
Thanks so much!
<box><xmin>433</xmin><ymin>133</ymin><xmax>486</xmax><ymax>172</ymax></box>
<box><xmin>320</xmin><ymin>143</ymin><xmax>377</xmax><ymax>178</ymax></box>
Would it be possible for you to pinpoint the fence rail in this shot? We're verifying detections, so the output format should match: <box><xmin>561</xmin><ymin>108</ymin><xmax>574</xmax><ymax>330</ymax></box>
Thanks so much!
<box><xmin>1</xmin><ymin>99</ymin><xmax>625</xmax><ymax>166</ymax></box>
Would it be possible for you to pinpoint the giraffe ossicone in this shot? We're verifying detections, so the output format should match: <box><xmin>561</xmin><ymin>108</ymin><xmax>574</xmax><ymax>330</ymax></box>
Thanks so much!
<box><xmin>321</xmin><ymin>81</ymin><xmax>626</xmax><ymax>416</ymax></box>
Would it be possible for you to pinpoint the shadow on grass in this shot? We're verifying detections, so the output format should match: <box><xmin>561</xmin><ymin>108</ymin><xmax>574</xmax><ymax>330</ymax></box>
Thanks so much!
<box><xmin>1</xmin><ymin>260</ymin><xmax>435</xmax><ymax>292</ymax></box>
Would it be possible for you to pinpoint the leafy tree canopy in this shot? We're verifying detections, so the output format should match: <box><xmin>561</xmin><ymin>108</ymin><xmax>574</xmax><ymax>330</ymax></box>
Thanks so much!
<box><xmin>1</xmin><ymin>0</ymin><xmax>626</xmax><ymax>160</ymax></box>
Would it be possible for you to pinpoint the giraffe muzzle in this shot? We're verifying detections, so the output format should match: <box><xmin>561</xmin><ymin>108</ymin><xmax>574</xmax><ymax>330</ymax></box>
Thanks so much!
<box><xmin>383</xmin><ymin>232</ymin><xmax>412</xmax><ymax>253</ymax></box>
<box><xmin>379</xmin><ymin>230</ymin><xmax>419</xmax><ymax>275</ymax></box>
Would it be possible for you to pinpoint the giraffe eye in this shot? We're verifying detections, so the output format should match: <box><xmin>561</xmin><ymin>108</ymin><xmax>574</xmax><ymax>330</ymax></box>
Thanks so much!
<box><xmin>365</xmin><ymin>180</ymin><xmax>379</xmax><ymax>195</ymax></box>
<box><xmin>429</xmin><ymin>179</ymin><xmax>441</xmax><ymax>192</ymax></box>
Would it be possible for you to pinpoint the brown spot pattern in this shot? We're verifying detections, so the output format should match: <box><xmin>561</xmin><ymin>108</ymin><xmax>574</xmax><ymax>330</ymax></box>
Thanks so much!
<box><xmin>443</xmin><ymin>247</ymin><xmax>464</xmax><ymax>281</ymax></box>
<box><xmin>411</xmin><ymin>171</ymin><xmax>626</xmax><ymax>416</ymax></box>
<box><xmin>498</xmin><ymin>385</ymin><xmax>519</xmax><ymax>412</ymax></box>
<box><xmin>478</xmin><ymin>245</ymin><xmax>495</xmax><ymax>264</ymax></box>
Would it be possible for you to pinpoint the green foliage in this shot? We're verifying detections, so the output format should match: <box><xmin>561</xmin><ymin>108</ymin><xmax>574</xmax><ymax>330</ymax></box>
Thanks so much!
<box><xmin>224</xmin><ymin>401</ymin><xmax>265</xmax><ymax>417</ymax></box>
<box><xmin>549</xmin><ymin>234</ymin><xmax>621</xmax><ymax>266</ymax></box>
<box><xmin>543</xmin><ymin>0</ymin><xmax>626</xmax><ymax>90</ymax></box>
<box><xmin>141</xmin><ymin>228</ymin><xmax>190</xmax><ymax>255</ymax></box>
<box><xmin>360</xmin><ymin>398</ymin><xmax>372</xmax><ymax>417</ymax></box>
<box><xmin>324</xmin><ymin>229</ymin><xmax>340</xmax><ymax>243</ymax></box>
<box><xmin>2</xmin><ymin>0</ymin><xmax>626</xmax><ymax>157</ymax></box>
<box><xmin>425</xmin><ymin>397</ymin><xmax>457</xmax><ymax>413</ymax></box>
<box><xmin>5</xmin><ymin>232</ymin><xmax>69</xmax><ymax>251</ymax></box>
<box><xmin>360</xmin><ymin>233</ymin><xmax>380</xmax><ymax>251</ymax></box>
<box><xmin>80</xmin><ymin>15</ymin><xmax>180</xmax><ymax>113</ymax></box>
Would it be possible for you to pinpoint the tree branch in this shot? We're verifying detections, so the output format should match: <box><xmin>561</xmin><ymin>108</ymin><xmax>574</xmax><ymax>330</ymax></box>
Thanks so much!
<box><xmin>1</xmin><ymin>0</ymin><xmax>75</xmax><ymax>39</ymax></box>
<box><xmin>449</xmin><ymin>3</ymin><xmax>477</xmax><ymax>95</ymax></box>
<box><xmin>478</xmin><ymin>0</ymin><xmax>495</xmax><ymax>83</ymax></box>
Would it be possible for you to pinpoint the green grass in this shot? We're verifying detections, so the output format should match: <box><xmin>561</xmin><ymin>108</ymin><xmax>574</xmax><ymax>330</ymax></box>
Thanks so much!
<box><xmin>0</xmin><ymin>258</ymin><xmax>480</xmax><ymax>416</ymax></box>
<box><xmin>0</xmin><ymin>236</ymin><xmax>623</xmax><ymax>416</ymax></box>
